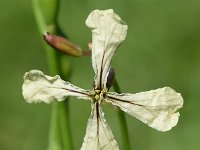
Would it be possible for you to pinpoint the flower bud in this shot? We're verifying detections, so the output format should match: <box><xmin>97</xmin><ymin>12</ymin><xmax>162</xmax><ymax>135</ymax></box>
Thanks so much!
<box><xmin>43</xmin><ymin>32</ymin><xmax>83</xmax><ymax>57</ymax></box>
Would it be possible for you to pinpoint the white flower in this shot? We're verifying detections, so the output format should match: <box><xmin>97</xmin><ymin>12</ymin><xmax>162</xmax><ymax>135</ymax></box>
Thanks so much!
<box><xmin>22</xmin><ymin>9</ymin><xmax>183</xmax><ymax>150</ymax></box>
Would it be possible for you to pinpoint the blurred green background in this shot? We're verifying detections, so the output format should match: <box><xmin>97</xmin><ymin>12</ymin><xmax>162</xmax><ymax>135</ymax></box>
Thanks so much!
<box><xmin>0</xmin><ymin>0</ymin><xmax>200</xmax><ymax>150</ymax></box>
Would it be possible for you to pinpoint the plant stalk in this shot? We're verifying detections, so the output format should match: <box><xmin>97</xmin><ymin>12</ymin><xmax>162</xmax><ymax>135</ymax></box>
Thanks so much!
<box><xmin>113</xmin><ymin>79</ymin><xmax>131</xmax><ymax>150</ymax></box>
<box><xmin>32</xmin><ymin>0</ymin><xmax>73</xmax><ymax>149</ymax></box>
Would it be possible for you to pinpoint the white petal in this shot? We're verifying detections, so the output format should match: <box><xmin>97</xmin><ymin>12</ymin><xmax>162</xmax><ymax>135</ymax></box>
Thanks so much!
<box><xmin>22</xmin><ymin>70</ymin><xmax>90</xmax><ymax>103</ymax></box>
<box><xmin>85</xmin><ymin>9</ymin><xmax>128</xmax><ymax>90</ymax></box>
<box><xmin>81</xmin><ymin>102</ymin><xmax>119</xmax><ymax>150</ymax></box>
<box><xmin>106</xmin><ymin>87</ymin><xmax>183</xmax><ymax>132</ymax></box>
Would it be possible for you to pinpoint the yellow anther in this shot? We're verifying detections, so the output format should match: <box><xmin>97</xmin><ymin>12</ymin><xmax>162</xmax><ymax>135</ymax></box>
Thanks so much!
<box><xmin>95</xmin><ymin>89</ymin><xmax>100</xmax><ymax>94</ymax></box>
<box><xmin>90</xmin><ymin>91</ymin><xmax>96</xmax><ymax>96</ymax></box>
<box><xmin>95</xmin><ymin>95</ymin><xmax>100</xmax><ymax>100</ymax></box>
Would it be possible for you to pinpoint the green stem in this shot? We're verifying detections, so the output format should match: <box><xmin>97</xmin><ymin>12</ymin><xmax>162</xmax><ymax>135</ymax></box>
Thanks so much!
<box><xmin>32</xmin><ymin>0</ymin><xmax>73</xmax><ymax>150</ymax></box>
<box><xmin>113</xmin><ymin>79</ymin><xmax>131</xmax><ymax>150</ymax></box>
<box><xmin>58</xmin><ymin>101</ymin><xmax>73</xmax><ymax>150</ymax></box>
<box><xmin>48</xmin><ymin>103</ymin><xmax>62</xmax><ymax>150</ymax></box>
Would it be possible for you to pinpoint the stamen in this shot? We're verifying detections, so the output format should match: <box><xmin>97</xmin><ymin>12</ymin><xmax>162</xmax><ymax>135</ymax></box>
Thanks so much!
<box><xmin>95</xmin><ymin>89</ymin><xmax>101</xmax><ymax>94</ymax></box>
<box><xmin>95</xmin><ymin>95</ymin><xmax>100</xmax><ymax>100</ymax></box>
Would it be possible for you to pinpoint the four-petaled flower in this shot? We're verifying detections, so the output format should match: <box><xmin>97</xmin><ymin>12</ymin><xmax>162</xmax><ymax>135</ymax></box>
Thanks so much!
<box><xmin>22</xmin><ymin>9</ymin><xmax>183</xmax><ymax>150</ymax></box>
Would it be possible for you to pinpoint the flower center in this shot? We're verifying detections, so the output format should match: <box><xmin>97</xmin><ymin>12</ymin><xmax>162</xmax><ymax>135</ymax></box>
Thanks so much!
<box><xmin>90</xmin><ymin>89</ymin><xmax>106</xmax><ymax>102</ymax></box>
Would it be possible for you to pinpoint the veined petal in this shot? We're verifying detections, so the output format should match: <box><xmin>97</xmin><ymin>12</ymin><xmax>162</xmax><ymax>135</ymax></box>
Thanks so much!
<box><xmin>22</xmin><ymin>70</ymin><xmax>90</xmax><ymax>103</ymax></box>
<box><xmin>106</xmin><ymin>87</ymin><xmax>183</xmax><ymax>132</ymax></box>
<box><xmin>81</xmin><ymin>102</ymin><xmax>119</xmax><ymax>150</ymax></box>
<box><xmin>85</xmin><ymin>9</ymin><xmax>128</xmax><ymax>90</ymax></box>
